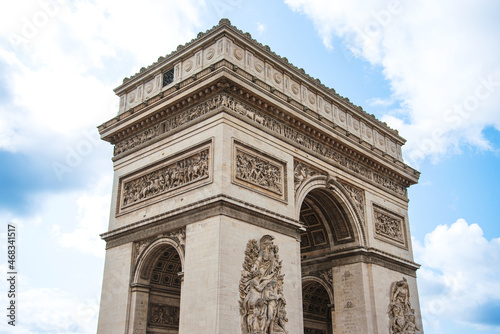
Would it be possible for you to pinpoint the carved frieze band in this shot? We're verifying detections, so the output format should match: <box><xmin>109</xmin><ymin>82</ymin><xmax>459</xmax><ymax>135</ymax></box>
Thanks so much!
<box><xmin>148</xmin><ymin>302</ymin><xmax>180</xmax><ymax>328</ymax></box>
<box><xmin>233</xmin><ymin>141</ymin><xmax>287</xmax><ymax>201</ymax></box>
<box><xmin>226</xmin><ymin>94</ymin><xmax>407</xmax><ymax>197</ymax></box>
<box><xmin>114</xmin><ymin>123</ymin><xmax>161</xmax><ymax>155</ymax></box>
<box><xmin>118</xmin><ymin>142</ymin><xmax>211</xmax><ymax>213</ymax></box>
<box><xmin>239</xmin><ymin>235</ymin><xmax>288</xmax><ymax>334</ymax></box>
<box><xmin>373</xmin><ymin>205</ymin><xmax>407</xmax><ymax>248</ymax></box>
<box><xmin>114</xmin><ymin>93</ymin><xmax>407</xmax><ymax>197</ymax></box>
<box><xmin>114</xmin><ymin>94</ymin><xmax>233</xmax><ymax>155</ymax></box>
<box><xmin>388</xmin><ymin>278</ymin><xmax>419</xmax><ymax>334</ymax></box>
<box><xmin>294</xmin><ymin>159</ymin><xmax>325</xmax><ymax>193</ymax></box>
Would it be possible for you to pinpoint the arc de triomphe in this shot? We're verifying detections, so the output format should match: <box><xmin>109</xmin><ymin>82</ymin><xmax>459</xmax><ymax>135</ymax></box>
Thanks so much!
<box><xmin>96</xmin><ymin>19</ymin><xmax>423</xmax><ymax>334</ymax></box>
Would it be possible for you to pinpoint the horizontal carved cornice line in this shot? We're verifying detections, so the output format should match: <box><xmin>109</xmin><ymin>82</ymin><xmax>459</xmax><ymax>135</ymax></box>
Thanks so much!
<box><xmin>100</xmin><ymin>63</ymin><xmax>419</xmax><ymax>187</ymax></box>
<box><xmin>301</xmin><ymin>246</ymin><xmax>420</xmax><ymax>277</ymax></box>
<box><xmin>106</xmin><ymin>94</ymin><xmax>415</xmax><ymax>199</ymax></box>
<box><xmin>101</xmin><ymin>194</ymin><xmax>304</xmax><ymax>249</ymax></box>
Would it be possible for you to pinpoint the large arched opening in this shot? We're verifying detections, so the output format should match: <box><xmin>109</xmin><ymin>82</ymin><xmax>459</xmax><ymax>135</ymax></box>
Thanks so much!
<box><xmin>131</xmin><ymin>238</ymin><xmax>184</xmax><ymax>334</ymax></box>
<box><xmin>298</xmin><ymin>177</ymin><xmax>364</xmax><ymax>334</ymax></box>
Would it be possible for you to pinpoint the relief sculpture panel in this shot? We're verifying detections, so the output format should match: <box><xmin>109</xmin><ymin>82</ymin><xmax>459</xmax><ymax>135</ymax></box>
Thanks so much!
<box><xmin>233</xmin><ymin>142</ymin><xmax>287</xmax><ymax>202</ymax></box>
<box><xmin>373</xmin><ymin>205</ymin><xmax>407</xmax><ymax>248</ymax></box>
<box><xmin>118</xmin><ymin>142</ymin><xmax>211</xmax><ymax>213</ymax></box>
<box><xmin>239</xmin><ymin>235</ymin><xmax>288</xmax><ymax>334</ymax></box>
<box><xmin>148</xmin><ymin>303</ymin><xmax>180</xmax><ymax>328</ymax></box>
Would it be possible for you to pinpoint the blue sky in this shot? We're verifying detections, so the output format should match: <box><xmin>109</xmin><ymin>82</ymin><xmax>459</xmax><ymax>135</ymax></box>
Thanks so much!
<box><xmin>0</xmin><ymin>0</ymin><xmax>499</xmax><ymax>333</ymax></box>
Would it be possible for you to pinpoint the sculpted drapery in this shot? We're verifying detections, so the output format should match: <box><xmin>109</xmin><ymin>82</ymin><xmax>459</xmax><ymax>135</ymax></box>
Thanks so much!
<box><xmin>239</xmin><ymin>235</ymin><xmax>288</xmax><ymax>334</ymax></box>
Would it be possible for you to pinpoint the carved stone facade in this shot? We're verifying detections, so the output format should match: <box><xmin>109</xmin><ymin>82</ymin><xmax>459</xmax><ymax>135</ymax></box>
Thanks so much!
<box><xmin>388</xmin><ymin>278</ymin><xmax>419</xmax><ymax>334</ymax></box>
<box><xmin>97</xmin><ymin>19</ymin><xmax>422</xmax><ymax>334</ymax></box>
<box><xmin>239</xmin><ymin>235</ymin><xmax>288</xmax><ymax>334</ymax></box>
<box><xmin>373</xmin><ymin>205</ymin><xmax>407</xmax><ymax>248</ymax></box>
<box><xmin>134</xmin><ymin>227</ymin><xmax>186</xmax><ymax>265</ymax></box>
<box><xmin>113</xmin><ymin>92</ymin><xmax>408</xmax><ymax>198</ymax></box>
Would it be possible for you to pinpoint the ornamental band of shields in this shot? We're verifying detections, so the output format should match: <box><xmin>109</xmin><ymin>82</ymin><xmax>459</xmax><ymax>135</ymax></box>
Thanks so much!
<box><xmin>96</xmin><ymin>19</ymin><xmax>422</xmax><ymax>334</ymax></box>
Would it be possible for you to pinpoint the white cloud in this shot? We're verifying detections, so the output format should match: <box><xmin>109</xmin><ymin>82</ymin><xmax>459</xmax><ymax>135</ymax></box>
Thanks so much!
<box><xmin>367</xmin><ymin>97</ymin><xmax>395</xmax><ymax>108</ymax></box>
<box><xmin>0</xmin><ymin>0</ymin><xmax>207</xmax><ymax>153</ymax></box>
<box><xmin>256</xmin><ymin>22</ymin><xmax>267</xmax><ymax>35</ymax></box>
<box><xmin>285</xmin><ymin>0</ymin><xmax>500</xmax><ymax>166</ymax></box>
<box><xmin>0</xmin><ymin>286</ymin><xmax>99</xmax><ymax>333</ymax></box>
<box><xmin>54</xmin><ymin>188</ymin><xmax>110</xmax><ymax>258</ymax></box>
<box><xmin>413</xmin><ymin>219</ymin><xmax>500</xmax><ymax>331</ymax></box>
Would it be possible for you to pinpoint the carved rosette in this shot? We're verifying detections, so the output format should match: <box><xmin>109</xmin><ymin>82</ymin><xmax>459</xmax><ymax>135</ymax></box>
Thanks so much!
<box><xmin>373</xmin><ymin>205</ymin><xmax>407</xmax><ymax>248</ymax></box>
<box><xmin>388</xmin><ymin>278</ymin><xmax>419</xmax><ymax>334</ymax></box>
<box><xmin>239</xmin><ymin>235</ymin><xmax>288</xmax><ymax>334</ymax></box>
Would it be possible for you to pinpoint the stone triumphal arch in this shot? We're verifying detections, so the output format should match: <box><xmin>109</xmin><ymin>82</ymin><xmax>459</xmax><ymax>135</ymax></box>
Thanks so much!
<box><xmin>97</xmin><ymin>19</ymin><xmax>423</xmax><ymax>334</ymax></box>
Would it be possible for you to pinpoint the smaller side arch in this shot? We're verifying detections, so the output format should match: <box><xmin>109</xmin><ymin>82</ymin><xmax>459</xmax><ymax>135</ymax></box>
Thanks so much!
<box><xmin>301</xmin><ymin>276</ymin><xmax>334</xmax><ymax>305</ymax></box>
<box><xmin>133</xmin><ymin>237</ymin><xmax>185</xmax><ymax>285</ymax></box>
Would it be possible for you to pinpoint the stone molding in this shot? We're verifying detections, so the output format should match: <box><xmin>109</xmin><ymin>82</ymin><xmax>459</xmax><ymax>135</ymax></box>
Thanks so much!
<box><xmin>100</xmin><ymin>53</ymin><xmax>420</xmax><ymax>185</ymax></box>
<box><xmin>301</xmin><ymin>247</ymin><xmax>419</xmax><ymax>278</ymax></box>
<box><xmin>337</xmin><ymin>180</ymin><xmax>365</xmax><ymax>222</ymax></box>
<box><xmin>133</xmin><ymin>228</ymin><xmax>186</xmax><ymax>281</ymax></box>
<box><xmin>102</xmin><ymin>194</ymin><xmax>305</xmax><ymax>249</ymax></box>
<box><xmin>102</xmin><ymin>68</ymin><xmax>418</xmax><ymax>195</ymax></box>
<box><xmin>133</xmin><ymin>228</ymin><xmax>186</xmax><ymax>267</ymax></box>
<box><xmin>233</xmin><ymin>140</ymin><xmax>287</xmax><ymax>202</ymax></box>
<box><xmin>293</xmin><ymin>159</ymin><xmax>326</xmax><ymax>194</ymax></box>
<box><xmin>114</xmin><ymin>90</ymin><xmax>409</xmax><ymax>197</ymax></box>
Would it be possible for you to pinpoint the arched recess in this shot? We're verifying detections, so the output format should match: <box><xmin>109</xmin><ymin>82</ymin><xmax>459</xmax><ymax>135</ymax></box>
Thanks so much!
<box><xmin>129</xmin><ymin>237</ymin><xmax>185</xmax><ymax>334</ymax></box>
<box><xmin>302</xmin><ymin>277</ymin><xmax>334</xmax><ymax>334</ymax></box>
<box><xmin>295</xmin><ymin>175</ymin><xmax>366</xmax><ymax>249</ymax></box>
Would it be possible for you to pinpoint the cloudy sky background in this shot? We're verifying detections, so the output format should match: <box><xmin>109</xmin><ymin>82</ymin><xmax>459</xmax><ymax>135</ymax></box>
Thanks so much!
<box><xmin>0</xmin><ymin>0</ymin><xmax>499</xmax><ymax>333</ymax></box>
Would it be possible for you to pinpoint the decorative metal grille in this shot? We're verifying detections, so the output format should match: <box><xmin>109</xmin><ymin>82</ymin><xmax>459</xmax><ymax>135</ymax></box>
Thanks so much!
<box><xmin>162</xmin><ymin>68</ymin><xmax>174</xmax><ymax>87</ymax></box>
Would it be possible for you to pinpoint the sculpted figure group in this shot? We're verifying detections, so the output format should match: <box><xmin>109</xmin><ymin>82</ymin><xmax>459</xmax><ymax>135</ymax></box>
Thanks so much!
<box><xmin>239</xmin><ymin>235</ymin><xmax>288</xmax><ymax>334</ymax></box>
<box><xmin>122</xmin><ymin>150</ymin><xmax>209</xmax><ymax>206</ymax></box>
<box><xmin>149</xmin><ymin>303</ymin><xmax>180</xmax><ymax>326</ymax></box>
<box><xmin>388</xmin><ymin>278</ymin><xmax>419</xmax><ymax>334</ymax></box>
<box><xmin>375</xmin><ymin>210</ymin><xmax>404</xmax><ymax>243</ymax></box>
<box><xmin>236</xmin><ymin>152</ymin><xmax>282</xmax><ymax>195</ymax></box>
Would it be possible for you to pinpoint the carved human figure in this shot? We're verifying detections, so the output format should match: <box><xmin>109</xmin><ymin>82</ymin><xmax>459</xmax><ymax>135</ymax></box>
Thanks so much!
<box><xmin>240</xmin><ymin>235</ymin><xmax>287</xmax><ymax>334</ymax></box>
<box><xmin>388</xmin><ymin>278</ymin><xmax>418</xmax><ymax>334</ymax></box>
<box><xmin>271</xmin><ymin>309</ymin><xmax>288</xmax><ymax>334</ymax></box>
<box><xmin>151</xmin><ymin>306</ymin><xmax>166</xmax><ymax>324</ymax></box>
<box><xmin>249</xmin><ymin>298</ymin><xmax>267</xmax><ymax>333</ymax></box>
<box><xmin>263</xmin><ymin>280</ymin><xmax>279</xmax><ymax>332</ymax></box>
